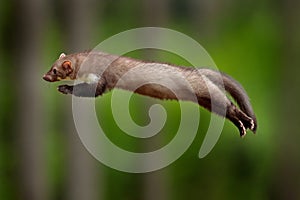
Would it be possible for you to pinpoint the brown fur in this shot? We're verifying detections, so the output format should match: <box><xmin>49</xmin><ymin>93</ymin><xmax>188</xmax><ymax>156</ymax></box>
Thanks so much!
<box><xmin>43</xmin><ymin>51</ymin><xmax>257</xmax><ymax>136</ymax></box>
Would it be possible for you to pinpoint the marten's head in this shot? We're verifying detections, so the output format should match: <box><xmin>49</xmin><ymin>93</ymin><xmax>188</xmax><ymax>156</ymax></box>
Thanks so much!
<box><xmin>43</xmin><ymin>53</ymin><xmax>74</xmax><ymax>82</ymax></box>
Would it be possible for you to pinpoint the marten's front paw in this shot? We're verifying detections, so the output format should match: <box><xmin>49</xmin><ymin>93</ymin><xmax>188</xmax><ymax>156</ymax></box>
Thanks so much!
<box><xmin>58</xmin><ymin>85</ymin><xmax>73</xmax><ymax>95</ymax></box>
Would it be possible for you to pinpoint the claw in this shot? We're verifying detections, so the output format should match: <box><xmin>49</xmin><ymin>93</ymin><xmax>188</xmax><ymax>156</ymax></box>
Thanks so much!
<box><xmin>238</xmin><ymin>120</ymin><xmax>247</xmax><ymax>138</ymax></box>
<box><xmin>250</xmin><ymin>118</ymin><xmax>255</xmax><ymax>132</ymax></box>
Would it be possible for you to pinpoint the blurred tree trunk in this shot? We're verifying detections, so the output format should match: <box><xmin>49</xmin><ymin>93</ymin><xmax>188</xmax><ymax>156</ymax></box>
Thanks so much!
<box><xmin>60</xmin><ymin>0</ymin><xmax>103</xmax><ymax>200</ymax></box>
<box><xmin>140</xmin><ymin>1</ymin><xmax>170</xmax><ymax>200</ymax></box>
<box><xmin>142</xmin><ymin>0</ymin><xmax>169</xmax><ymax>26</ymax></box>
<box><xmin>13</xmin><ymin>0</ymin><xmax>48</xmax><ymax>199</ymax></box>
<box><xmin>272</xmin><ymin>0</ymin><xmax>300</xmax><ymax>199</ymax></box>
<box><xmin>188</xmin><ymin>0</ymin><xmax>223</xmax><ymax>38</ymax></box>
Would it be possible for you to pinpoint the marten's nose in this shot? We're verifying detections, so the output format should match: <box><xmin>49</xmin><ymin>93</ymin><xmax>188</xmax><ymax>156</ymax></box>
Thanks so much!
<box><xmin>43</xmin><ymin>74</ymin><xmax>55</xmax><ymax>82</ymax></box>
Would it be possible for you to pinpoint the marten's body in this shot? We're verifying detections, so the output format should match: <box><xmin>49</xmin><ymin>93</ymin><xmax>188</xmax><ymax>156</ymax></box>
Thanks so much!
<box><xmin>43</xmin><ymin>51</ymin><xmax>257</xmax><ymax>136</ymax></box>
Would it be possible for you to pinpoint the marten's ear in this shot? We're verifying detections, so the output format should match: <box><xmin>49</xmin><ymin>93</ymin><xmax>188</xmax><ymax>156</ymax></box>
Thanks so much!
<box><xmin>59</xmin><ymin>53</ymin><xmax>66</xmax><ymax>59</ymax></box>
<box><xmin>62</xmin><ymin>61</ymin><xmax>73</xmax><ymax>73</ymax></box>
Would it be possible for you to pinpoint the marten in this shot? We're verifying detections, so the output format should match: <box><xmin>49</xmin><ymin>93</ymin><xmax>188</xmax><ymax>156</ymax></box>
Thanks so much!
<box><xmin>43</xmin><ymin>51</ymin><xmax>257</xmax><ymax>137</ymax></box>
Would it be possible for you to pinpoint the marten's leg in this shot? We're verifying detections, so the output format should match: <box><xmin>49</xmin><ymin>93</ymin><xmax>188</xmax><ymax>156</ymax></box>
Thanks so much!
<box><xmin>58</xmin><ymin>80</ymin><xmax>106</xmax><ymax>97</ymax></box>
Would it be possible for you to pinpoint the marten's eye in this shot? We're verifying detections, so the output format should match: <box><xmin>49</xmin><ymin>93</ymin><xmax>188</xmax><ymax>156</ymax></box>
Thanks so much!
<box><xmin>53</xmin><ymin>69</ymin><xmax>57</xmax><ymax>75</ymax></box>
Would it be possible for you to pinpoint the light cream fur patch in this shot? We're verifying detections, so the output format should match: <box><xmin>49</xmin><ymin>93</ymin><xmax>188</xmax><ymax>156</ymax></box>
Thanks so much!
<box><xmin>78</xmin><ymin>73</ymin><xmax>100</xmax><ymax>84</ymax></box>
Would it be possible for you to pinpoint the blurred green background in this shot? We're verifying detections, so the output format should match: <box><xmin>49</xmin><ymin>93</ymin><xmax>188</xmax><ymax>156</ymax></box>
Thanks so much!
<box><xmin>1</xmin><ymin>0</ymin><xmax>300</xmax><ymax>199</ymax></box>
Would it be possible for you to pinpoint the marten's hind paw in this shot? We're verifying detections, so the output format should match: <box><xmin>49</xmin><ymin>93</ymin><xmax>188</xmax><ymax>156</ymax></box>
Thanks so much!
<box><xmin>228</xmin><ymin>107</ymin><xmax>256</xmax><ymax>137</ymax></box>
<box><xmin>237</xmin><ymin>120</ymin><xmax>247</xmax><ymax>137</ymax></box>
<box><xmin>249</xmin><ymin>119</ymin><xmax>255</xmax><ymax>132</ymax></box>
<box><xmin>235</xmin><ymin>110</ymin><xmax>255</xmax><ymax>133</ymax></box>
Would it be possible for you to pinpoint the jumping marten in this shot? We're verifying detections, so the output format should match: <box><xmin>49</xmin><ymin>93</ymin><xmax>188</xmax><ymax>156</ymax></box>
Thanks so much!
<box><xmin>43</xmin><ymin>51</ymin><xmax>257</xmax><ymax>137</ymax></box>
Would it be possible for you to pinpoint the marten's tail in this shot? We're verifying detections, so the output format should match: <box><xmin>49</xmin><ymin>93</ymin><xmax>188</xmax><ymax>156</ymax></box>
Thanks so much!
<box><xmin>201</xmin><ymin>69</ymin><xmax>257</xmax><ymax>133</ymax></box>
